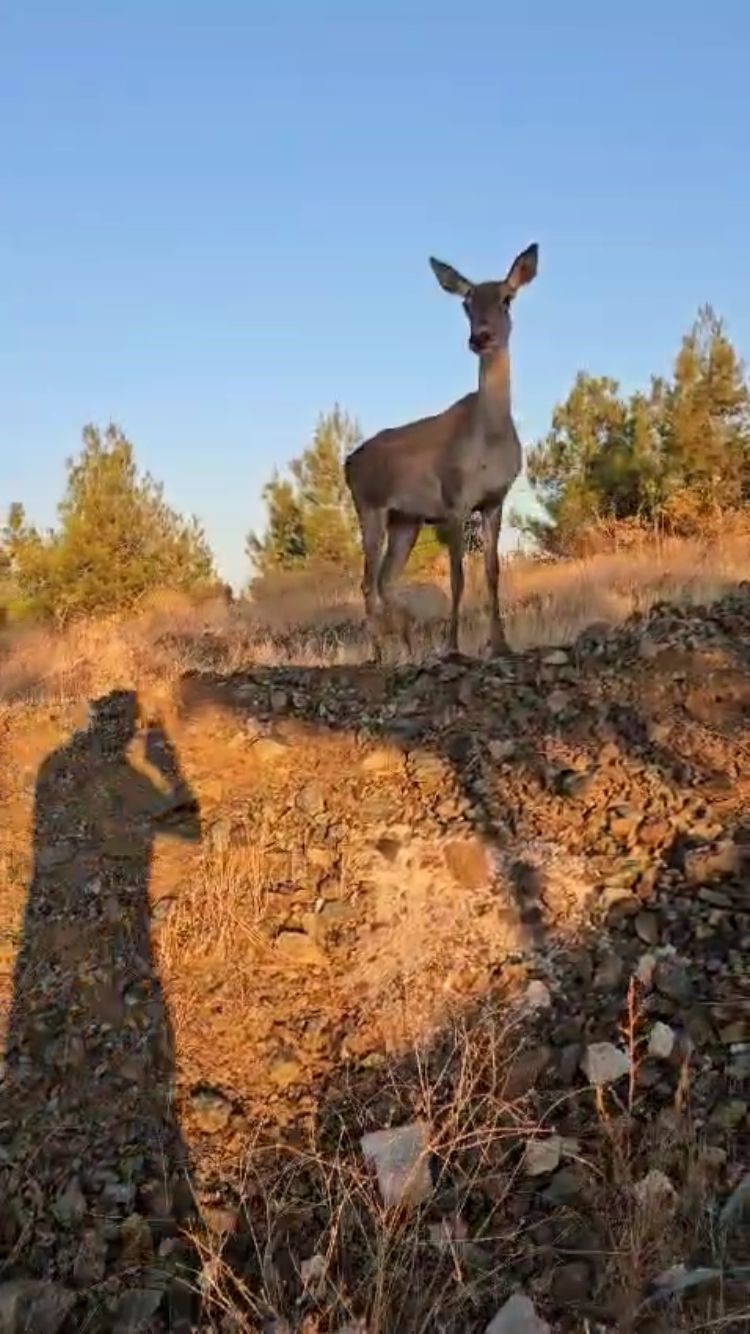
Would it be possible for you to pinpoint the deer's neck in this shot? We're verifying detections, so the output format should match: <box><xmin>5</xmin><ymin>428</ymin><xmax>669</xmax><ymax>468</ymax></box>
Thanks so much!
<box><xmin>476</xmin><ymin>349</ymin><xmax>512</xmax><ymax>435</ymax></box>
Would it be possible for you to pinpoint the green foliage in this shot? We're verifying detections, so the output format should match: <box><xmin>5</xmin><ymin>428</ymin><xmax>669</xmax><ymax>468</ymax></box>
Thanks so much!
<box><xmin>248</xmin><ymin>405</ymin><xmax>477</xmax><ymax>585</ymax></box>
<box><xmin>523</xmin><ymin>307</ymin><xmax>750</xmax><ymax>551</ymax></box>
<box><xmin>248</xmin><ymin>406</ymin><xmax>361</xmax><ymax>577</ymax></box>
<box><xmin>2</xmin><ymin>424</ymin><xmax>216</xmax><ymax>622</ymax></box>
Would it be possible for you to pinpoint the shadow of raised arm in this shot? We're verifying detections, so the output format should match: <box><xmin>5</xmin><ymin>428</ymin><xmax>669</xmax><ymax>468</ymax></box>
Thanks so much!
<box><xmin>145</xmin><ymin>724</ymin><xmax>201</xmax><ymax>839</ymax></box>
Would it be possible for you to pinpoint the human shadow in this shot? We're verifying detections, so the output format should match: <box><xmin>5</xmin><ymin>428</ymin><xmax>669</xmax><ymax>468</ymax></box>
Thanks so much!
<box><xmin>0</xmin><ymin>690</ymin><xmax>202</xmax><ymax>1330</ymax></box>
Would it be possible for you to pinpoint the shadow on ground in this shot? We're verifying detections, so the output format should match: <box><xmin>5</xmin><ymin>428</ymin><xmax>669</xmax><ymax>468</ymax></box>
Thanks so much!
<box><xmin>0</xmin><ymin>589</ymin><xmax>748</xmax><ymax>1330</ymax></box>
<box><xmin>0</xmin><ymin>691</ymin><xmax>202</xmax><ymax>1330</ymax></box>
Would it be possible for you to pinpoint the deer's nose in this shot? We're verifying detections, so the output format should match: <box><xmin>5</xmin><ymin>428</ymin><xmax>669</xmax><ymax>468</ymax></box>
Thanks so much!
<box><xmin>470</xmin><ymin>329</ymin><xmax>492</xmax><ymax>352</ymax></box>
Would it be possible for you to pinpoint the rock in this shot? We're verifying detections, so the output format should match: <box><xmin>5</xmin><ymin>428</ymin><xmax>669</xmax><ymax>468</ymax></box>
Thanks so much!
<box><xmin>73</xmin><ymin>1229</ymin><xmax>107</xmax><ymax>1286</ymax></box>
<box><xmin>685</xmin><ymin>841</ymin><xmax>741</xmax><ymax>885</ymax></box>
<box><xmin>251</xmin><ymin>736</ymin><xmax>289</xmax><ymax>764</ymax></box>
<box><xmin>0</xmin><ymin>1280</ymin><xmax>75</xmax><ymax>1333</ymax></box>
<box><xmin>297</xmin><ymin>782</ymin><xmax>325</xmax><ymax>815</ymax></box>
<box><xmin>269</xmin><ymin>1058</ymin><xmax>303</xmax><ymax>1089</ymax></box>
<box><xmin>546</xmin><ymin>690</ymin><xmax>569</xmax><ymax>716</ymax></box>
<box><xmin>361</xmin><ymin>746</ymin><xmax>405</xmax><ymax>775</ymax></box>
<box><xmin>648</xmin><ymin>1022</ymin><xmax>676</xmax><ymax>1060</ymax></box>
<box><xmin>52</xmin><ymin>1176</ymin><xmax>87</xmax><ymax>1228</ymax></box>
<box><xmin>111</xmin><ymin>1286</ymin><xmax>164</xmax><ymax>1332</ymax></box>
<box><xmin>361</xmin><ymin>1120</ymin><xmax>432</xmax><ymax>1208</ymax></box>
<box><xmin>635</xmin><ymin>953</ymin><xmax>657</xmax><ymax>987</ymax></box>
<box><xmin>37</xmin><ymin>842</ymin><xmax>76</xmax><ymax>870</ymax></box>
<box><xmin>580</xmin><ymin>1043</ymin><xmax>630</xmax><ymax>1086</ymax></box>
<box><xmin>633</xmin><ymin>1169</ymin><xmax>677</xmax><ymax>1208</ymax></box>
<box><xmin>300</xmin><ymin>1252</ymin><xmax>327</xmax><ymax>1287</ymax></box>
<box><xmin>100</xmin><ymin>1179</ymin><xmax>137</xmax><ymax>1212</ymax></box>
<box><xmin>444</xmin><ymin>836</ymin><xmax>492</xmax><ymax>890</ymax></box>
<box><xmin>502</xmin><ymin>1046</ymin><xmax>552</xmax><ymax>1099</ymax></box>
<box><xmin>523</xmin><ymin>980</ymin><xmax>552</xmax><ymax>1012</ymax></box>
<box><xmin>719</xmin><ymin>1172</ymin><xmax>750</xmax><ymax>1232</ymax></box>
<box><xmin>542</xmin><ymin>1167</ymin><xmax>584</xmax><ymax>1205</ymax></box>
<box><xmin>488</xmin><ymin>738</ymin><xmax>517</xmax><ymax>762</ymax></box>
<box><xmin>550</xmin><ymin>1261</ymin><xmax>591</xmax><ymax>1304</ymax></box>
<box><xmin>635</xmin><ymin>911</ymin><xmax>660</xmax><ymax>946</ymax></box>
<box><xmin>654</xmin><ymin>958</ymin><xmax>693</xmax><ymax>1002</ymax></box>
<box><xmin>190</xmin><ymin>1087</ymin><xmax>233</xmax><ymax>1134</ymax></box>
<box><xmin>524</xmin><ymin>1135</ymin><xmax>562</xmax><ymax>1176</ymax></box>
<box><xmin>274</xmin><ymin>930</ymin><xmax>327</xmax><ymax>967</ymax></box>
<box><xmin>709</xmin><ymin>1098</ymin><xmax>748</xmax><ymax>1130</ymax></box>
<box><xmin>543</xmin><ymin>649</ymin><xmax>569</xmax><ymax>666</ymax></box>
<box><xmin>593</xmin><ymin>952</ymin><xmax>624</xmax><ymax>990</ymax></box>
<box><xmin>119</xmin><ymin>1213</ymin><xmax>153</xmax><ymax>1265</ymax></box>
<box><xmin>270</xmin><ymin>688</ymin><xmax>289</xmax><ymax>713</ymax></box>
<box><xmin>639</xmin><ymin>818</ymin><xmax>670</xmax><ymax>847</ymax></box>
<box><xmin>485</xmin><ymin>1292</ymin><xmax>550</xmax><ymax>1333</ymax></box>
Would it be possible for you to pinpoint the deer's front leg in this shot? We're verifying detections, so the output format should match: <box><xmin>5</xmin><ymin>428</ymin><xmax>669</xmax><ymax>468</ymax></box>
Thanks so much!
<box><xmin>446</xmin><ymin>518</ymin><xmax>466</xmax><ymax>655</ymax></box>
<box><xmin>482</xmin><ymin>502</ymin><xmax>510</xmax><ymax>655</ymax></box>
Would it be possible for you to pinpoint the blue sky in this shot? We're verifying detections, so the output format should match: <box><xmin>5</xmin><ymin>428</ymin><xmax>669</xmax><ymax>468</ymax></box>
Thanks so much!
<box><xmin>1</xmin><ymin>1</ymin><xmax>747</xmax><ymax>587</ymax></box>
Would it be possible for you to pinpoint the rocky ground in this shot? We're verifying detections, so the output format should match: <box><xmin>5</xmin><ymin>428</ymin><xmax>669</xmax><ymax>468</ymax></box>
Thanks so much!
<box><xmin>0</xmin><ymin>588</ymin><xmax>748</xmax><ymax>1331</ymax></box>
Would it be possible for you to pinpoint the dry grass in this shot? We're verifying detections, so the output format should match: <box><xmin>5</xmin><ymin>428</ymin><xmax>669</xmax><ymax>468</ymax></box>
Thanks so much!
<box><xmin>189</xmin><ymin>982</ymin><xmax>739</xmax><ymax>1333</ymax></box>
<box><xmin>0</xmin><ymin>535</ymin><xmax>747</xmax><ymax>1331</ymax></box>
<box><xmin>1</xmin><ymin>535</ymin><xmax>748</xmax><ymax>714</ymax></box>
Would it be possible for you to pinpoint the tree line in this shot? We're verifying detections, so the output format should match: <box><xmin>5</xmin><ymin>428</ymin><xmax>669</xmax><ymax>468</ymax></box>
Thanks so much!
<box><xmin>3</xmin><ymin>305</ymin><xmax>748</xmax><ymax>624</ymax></box>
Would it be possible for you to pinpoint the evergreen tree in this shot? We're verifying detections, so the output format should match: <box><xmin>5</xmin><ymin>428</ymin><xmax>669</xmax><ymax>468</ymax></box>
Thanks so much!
<box><xmin>2</xmin><ymin>424</ymin><xmax>216</xmax><ymax>621</ymax></box>
<box><xmin>248</xmin><ymin>406</ymin><xmax>360</xmax><ymax>576</ymax></box>
<box><xmin>522</xmin><ymin>307</ymin><xmax>750</xmax><ymax>550</ymax></box>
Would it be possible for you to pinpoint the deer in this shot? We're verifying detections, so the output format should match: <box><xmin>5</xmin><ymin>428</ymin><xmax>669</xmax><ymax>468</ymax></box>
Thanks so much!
<box><xmin>344</xmin><ymin>242</ymin><xmax>538</xmax><ymax>657</ymax></box>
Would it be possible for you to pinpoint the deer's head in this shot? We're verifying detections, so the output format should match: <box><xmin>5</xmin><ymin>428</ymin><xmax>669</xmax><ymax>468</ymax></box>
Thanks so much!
<box><xmin>429</xmin><ymin>243</ymin><xmax>538</xmax><ymax>357</ymax></box>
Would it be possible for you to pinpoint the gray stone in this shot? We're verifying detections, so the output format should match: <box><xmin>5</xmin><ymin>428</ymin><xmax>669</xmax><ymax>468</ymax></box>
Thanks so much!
<box><xmin>524</xmin><ymin>1135</ymin><xmax>562</xmax><ymax>1176</ymax></box>
<box><xmin>73</xmin><ymin>1229</ymin><xmax>107</xmax><ymax>1287</ymax></box>
<box><xmin>524</xmin><ymin>980</ymin><xmax>552</xmax><ymax>1012</ymax></box>
<box><xmin>361</xmin><ymin>1120</ymin><xmax>432</xmax><ymax>1208</ymax></box>
<box><xmin>190</xmin><ymin>1087</ymin><xmax>233</xmax><ymax>1134</ymax></box>
<box><xmin>52</xmin><ymin>1176</ymin><xmax>87</xmax><ymax>1228</ymax></box>
<box><xmin>580</xmin><ymin>1042</ymin><xmax>630</xmax><ymax>1086</ymax></box>
<box><xmin>635</xmin><ymin>911</ymin><xmax>660</xmax><ymax>946</ymax></box>
<box><xmin>648</xmin><ymin>1022</ymin><xmax>676</xmax><ymax>1060</ymax></box>
<box><xmin>111</xmin><ymin>1286</ymin><xmax>164</xmax><ymax>1332</ymax></box>
<box><xmin>485</xmin><ymin>1292</ymin><xmax>550</xmax><ymax>1334</ymax></box>
<box><xmin>0</xmin><ymin>1280</ymin><xmax>75</xmax><ymax>1334</ymax></box>
<box><xmin>550</xmin><ymin>1261</ymin><xmax>591</xmax><ymax>1304</ymax></box>
<box><xmin>654</xmin><ymin>958</ymin><xmax>693</xmax><ymax>1002</ymax></box>
<box><xmin>37</xmin><ymin>842</ymin><xmax>76</xmax><ymax>871</ymax></box>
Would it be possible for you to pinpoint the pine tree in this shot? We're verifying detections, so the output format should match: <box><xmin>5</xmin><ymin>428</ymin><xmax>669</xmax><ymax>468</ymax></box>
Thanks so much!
<box><xmin>248</xmin><ymin>406</ymin><xmax>360</xmax><ymax>576</ymax></box>
<box><xmin>3</xmin><ymin>424</ymin><xmax>216</xmax><ymax>621</ymax></box>
<box><xmin>522</xmin><ymin>308</ymin><xmax>750</xmax><ymax>551</ymax></box>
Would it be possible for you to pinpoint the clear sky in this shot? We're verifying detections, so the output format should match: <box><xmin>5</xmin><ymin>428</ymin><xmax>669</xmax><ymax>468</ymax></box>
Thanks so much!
<box><xmin>2</xmin><ymin>1</ymin><xmax>747</xmax><ymax>587</ymax></box>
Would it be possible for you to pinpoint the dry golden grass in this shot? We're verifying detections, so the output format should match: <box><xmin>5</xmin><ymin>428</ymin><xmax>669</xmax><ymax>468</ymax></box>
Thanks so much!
<box><xmin>0</xmin><ymin>535</ymin><xmax>747</xmax><ymax>1330</ymax></box>
<box><xmin>1</xmin><ymin>534</ymin><xmax>748</xmax><ymax>714</ymax></box>
<box><xmin>189</xmin><ymin>984</ymin><xmax>739</xmax><ymax>1334</ymax></box>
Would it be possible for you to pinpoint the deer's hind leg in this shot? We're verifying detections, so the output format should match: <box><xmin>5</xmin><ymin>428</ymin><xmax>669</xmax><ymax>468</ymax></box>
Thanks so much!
<box><xmin>378</xmin><ymin>517</ymin><xmax>421</xmax><ymax>652</ymax></box>
<box><xmin>356</xmin><ymin>505</ymin><xmax>388</xmax><ymax>647</ymax></box>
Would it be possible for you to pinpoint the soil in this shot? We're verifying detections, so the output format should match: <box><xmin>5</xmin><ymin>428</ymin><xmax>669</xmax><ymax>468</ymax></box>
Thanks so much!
<box><xmin>0</xmin><ymin>589</ymin><xmax>748</xmax><ymax>1331</ymax></box>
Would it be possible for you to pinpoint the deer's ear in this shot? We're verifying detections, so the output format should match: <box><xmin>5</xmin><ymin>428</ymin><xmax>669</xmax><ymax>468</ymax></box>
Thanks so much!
<box><xmin>504</xmin><ymin>243</ymin><xmax>539</xmax><ymax>296</ymax></box>
<box><xmin>429</xmin><ymin>257</ymin><xmax>473</xmax><ymax>297</ymax></box>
